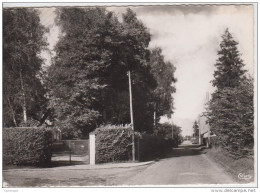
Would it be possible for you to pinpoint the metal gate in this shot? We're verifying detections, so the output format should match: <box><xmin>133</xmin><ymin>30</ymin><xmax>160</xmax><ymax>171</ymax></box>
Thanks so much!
<box><xmin>51</xmin><ymin>140</ymin><xmax>89</xmax><ymax>165</ymax></box>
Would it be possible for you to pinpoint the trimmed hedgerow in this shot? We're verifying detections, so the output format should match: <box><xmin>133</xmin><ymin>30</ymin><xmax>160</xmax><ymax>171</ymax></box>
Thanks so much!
<box><xmin>94</xmin><ymin>125</ymin><xmax>134</xmax><ymax>163</ymax></box>
<box><xmin>3</xmin><ymin>127</ymin><xmax>53</xmax><ymax>166</ymax></box>
<box><xmin>94</xmin><ymin>125</ymin><xmax>177</xmax><ymax>163</ymax></box>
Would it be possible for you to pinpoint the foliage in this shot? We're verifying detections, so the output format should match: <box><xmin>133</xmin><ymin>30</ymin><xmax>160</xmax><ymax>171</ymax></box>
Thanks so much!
<box><xmin>207</xmin><ymin>29</ymin><xmax>254</xmax><ymax>158</ymax></box>
<box><xmin>3</xmin><ymin>8</ymin><xmax>48</xmax><ymax>127</ymax></box>
<box><xmin>3</xmin><ymin>127</ymin><xmax>53</xmax><ymax>166</ymax></box>
<box><xmin>212</xmin><ymin>28</ymin><xmax>247</xmax><ymax>89</ymax></box>
<box><xmin>94</xmin><ymin>125</ymin><xmax>133</xmax><ymax>163</ymax></box>
<box><xmin>210</xmin><ymin>135</ymin><xmax>221</xmax><ymax>148</ymax></box>
<box><xmin>48</xmin><ymin>8</ymin><xmax>119</xmax><ymax>138</ymax></box>
<box><xmin>112</xmin><ymin>8</ymin><xmax>156</xmax><ymax>132</ymax></box>
<box><xmin>208</xmin><ymin>78</ymin><xmax>254</xmax><ymax>157</ymax></box>
<box><xmin>155</xmin><ymin>122</ymin><xmax>182</xmax><ymax>145</ymax></box>
<box><xmin>94</xmin><ymin>124</ymin><xmax>179</xmax><ymax>163</ymax></box>
<box><xmin>48</xmin><ymin>8</ymin><xmax>176</xmax><ymax>138</ymax></box>
<box><xmin>149</xmin><ymin>48</ymin><xmax>177</xmax><ymax>121</ymax></box>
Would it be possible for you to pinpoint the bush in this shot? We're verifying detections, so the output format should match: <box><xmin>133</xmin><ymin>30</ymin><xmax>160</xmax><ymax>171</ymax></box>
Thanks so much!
<box><xmin>94</xmin><ymin>125</ymin><xmax>133</xmax><ymax>163</ymax></box>
<box><xmin>3</xmin><ymin>127</ymin><xmax>53</xmax><ymax>166</ymax></box>
<box><xmin>210</xmin><ymin>135</ymin><xmax>220</xmax><ymax>148</ymax></box>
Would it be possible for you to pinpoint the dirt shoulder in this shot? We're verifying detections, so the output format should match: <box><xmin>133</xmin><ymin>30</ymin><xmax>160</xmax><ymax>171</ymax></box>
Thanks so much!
<box><xmin>3</xmin><ymin>161</ymin><xmax>153</xmax><ymax>187</ymax></box>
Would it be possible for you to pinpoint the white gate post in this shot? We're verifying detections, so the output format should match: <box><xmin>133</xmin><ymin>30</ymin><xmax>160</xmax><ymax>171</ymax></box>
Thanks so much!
<box><xmin>89</xmin><ymin>133</ymin><xmax>95</xmax><ymax>165</ymax></box>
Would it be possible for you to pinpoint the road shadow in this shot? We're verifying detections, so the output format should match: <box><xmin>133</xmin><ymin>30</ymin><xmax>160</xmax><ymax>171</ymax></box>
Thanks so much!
<box><xmin>137</xmin><ymin>144</ymin><xmax>207</xmax><ymax>162</ymax></box>
<box><xmin>157</xmin><ymin>145</ymin><xmax>208</xmax><ymax>160</ymax></box>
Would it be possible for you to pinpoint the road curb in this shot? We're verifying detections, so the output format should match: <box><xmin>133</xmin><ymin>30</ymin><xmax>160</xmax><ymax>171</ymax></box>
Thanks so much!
<box><xmin>3</xmin><ymin>161</ymin><xmax>155</xmax><ymax>172</ymax></box>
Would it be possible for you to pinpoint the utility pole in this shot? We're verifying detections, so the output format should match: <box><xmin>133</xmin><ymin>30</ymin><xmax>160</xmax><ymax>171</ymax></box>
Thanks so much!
<box><xmin>198</xmin><ymin>119</ymin><xmax>201</xmax><ymax>145</ymax></box>
<box><xmin>128</xmin><ymin>70</ymin><xmax>135</xmax><ymax>161</ymax></box>
<box><xmin>171</xmin><ymin>120</ymin><xmax>174</xmax><ymax>139</ymax></box>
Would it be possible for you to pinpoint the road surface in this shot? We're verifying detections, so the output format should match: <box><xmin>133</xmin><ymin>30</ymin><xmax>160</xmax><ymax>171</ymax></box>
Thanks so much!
<box><xmin>123</xmin><ymin>143</ymin><xmax>235</xmax><ymax>185</ymax></box>
<box><xmin>3</xmin><ymin>141</ymin><xmax>236</xmax><ymax>186</ymax></box>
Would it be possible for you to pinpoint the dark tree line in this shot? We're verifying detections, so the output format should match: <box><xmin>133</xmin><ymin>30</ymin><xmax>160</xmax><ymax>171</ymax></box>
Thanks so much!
<box><xmin>3</xmin><ymin>8</ymin><xmax>177</xmax><ymax>139</ymax></box>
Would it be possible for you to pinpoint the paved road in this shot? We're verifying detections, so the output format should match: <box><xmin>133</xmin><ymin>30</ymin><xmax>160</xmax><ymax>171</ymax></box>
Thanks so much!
<box><xmin>123</xmin><ymin>144</ymin><xmax>235</xmax><ymax>185</ymax></box>
<box><xmin>3</xmin><ymin>142</ymin><xmax>236</xmax><ymax>187</ymax></box>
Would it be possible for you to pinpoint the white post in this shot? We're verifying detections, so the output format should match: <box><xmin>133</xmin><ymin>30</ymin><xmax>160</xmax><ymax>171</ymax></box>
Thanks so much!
<box><xmin>89</xmin><ymin>133</ymin><xmax>95</xmax><ymax>165</ymax></box>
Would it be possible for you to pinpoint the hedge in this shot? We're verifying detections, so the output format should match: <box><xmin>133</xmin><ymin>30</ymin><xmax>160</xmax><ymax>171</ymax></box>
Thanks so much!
<box><xmin>94</xmin><ymin>125</ymin><xmax>178</xmax><ymax>163</ymax></box>
<box><xmin>94</xmin><ymin>125</ymin><xmax>133</xmax><ymax>163</ymax></box>
<box><xmin>3</xmin><ymin>127</ymin><xmax>53</xmax><ymax>166</ymax></box>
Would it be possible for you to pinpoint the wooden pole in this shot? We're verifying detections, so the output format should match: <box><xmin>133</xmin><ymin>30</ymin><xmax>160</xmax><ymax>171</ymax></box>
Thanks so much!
<box><xmin>172</xmin><ymin>124</ymin><xmax>174</xmax><ymax>139</ymax></box>
<box><xmin>198</xmin><ymin>119</ymin><xmax>201</xmax><ymax>145</ymax></box>
<box><xmin>128</xmin><ymin>70</ymin><xmax>135</xmax><ymax>161</ymax></box>
<box><xmin>128</xmin><ymin>71</ymin><xmax>134</xmax><ymax>129</ymax></box>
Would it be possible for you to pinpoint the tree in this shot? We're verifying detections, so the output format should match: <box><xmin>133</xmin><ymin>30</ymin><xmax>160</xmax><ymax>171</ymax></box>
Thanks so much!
<box><xmin>119</xmin><ymin>8</ymin><xmax>156</xmax><ymax>132</ymax></box>
<box><xmin>149</xmin><ymin>48</ymin><xmax>177</xmax><ymax>129</ymax></box>
<box><xmin>156</xmin><ymin>122</ymin><xmax>182</xmax><ymax>144</ymax></box>
<box><xmin>192</xmin><ymin>120</ymin><xmax>199</xmax><ymax>137</ymax></box>
<box><xmin>48</xmin><ymin>8</ymin><xmax>123</xmax><ymax>138</ymax></box>
<box><xmin>208</xmin><ymin>78</ymin><xmax>254</xmax><ymax>157</ymax></box>
<box><xmin>48</xmin><ymin>8</ymin><xmax>177</xmax><ymax>138</ymax></box>
<box><xmin>207</xmin><ymin>29</ymin><xmax>254</xmax><ymax>158</ymax></box>
<box><xmin>212</xmin><ymin>28</ymin><xmax>247</xmax><ymax>89</ymax></box>
<box><xmin>3</xmin><ymin>8</ymin><xmax>48</xmax><ymax>127</ymax></box>
<box><xmin>48</xmin><ymin>8</ymin><xmax>158</xmax><ymax>138</ymax></box>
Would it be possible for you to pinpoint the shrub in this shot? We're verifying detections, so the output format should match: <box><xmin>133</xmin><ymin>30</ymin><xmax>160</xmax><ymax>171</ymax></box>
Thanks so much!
<box><xmin>210</xmin><ymin>135</ymin><xmax>220</xmax><ymax>149</ymax></box>
<box><xmin>156</xmin><ymin>123</ymin><xmax>182</xmax><ymax>146</ymax></box>
<box><xmin>94</xmin><ymin>125</ymin><xmax>134</xmax><ymax>163</ymax></box>
<box><xmin>3</xmin><ymin>127</ymin><xmax>53</xmax><ymax>166</ymax></box>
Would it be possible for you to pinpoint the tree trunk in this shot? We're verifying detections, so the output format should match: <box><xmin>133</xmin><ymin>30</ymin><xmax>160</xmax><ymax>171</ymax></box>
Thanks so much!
<box><xmin>19</xmin><ymin>70</ymin><xmax>27</xmax><ymax>124</ymax></box>
<box><xmin>7</xmin><ymin>97</ymin><xmax>17</xmax><ymax>126</ymax></box>
<box><xmin>154</xmin><ymin>103</ymin><xmax>157</xmax><ymax>130</ymax></box>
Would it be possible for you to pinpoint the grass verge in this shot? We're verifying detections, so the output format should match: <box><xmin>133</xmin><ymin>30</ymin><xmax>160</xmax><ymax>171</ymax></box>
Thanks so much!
<box><xmin>204</xmin><ymin>147</ymin><xmax>254</xmax><ymax>184</ymax></box>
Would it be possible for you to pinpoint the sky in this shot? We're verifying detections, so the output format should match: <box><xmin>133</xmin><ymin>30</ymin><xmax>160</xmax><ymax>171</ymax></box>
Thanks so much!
<box><xmin>4</xmin><ymin>3</ymin><xmax>255</xmax><ymax>136</ymax></box>
<box><xmin>110</xmin><ymin>5</ymin><xmax>255</xmax><ymax>136</ymax></box>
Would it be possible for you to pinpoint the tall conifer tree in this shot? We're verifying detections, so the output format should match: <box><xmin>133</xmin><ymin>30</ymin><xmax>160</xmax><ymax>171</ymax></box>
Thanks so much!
<box><xmin>207</xmin><ymin>29</ymin><xmax>254</xmax><ymax>157</ymax></box>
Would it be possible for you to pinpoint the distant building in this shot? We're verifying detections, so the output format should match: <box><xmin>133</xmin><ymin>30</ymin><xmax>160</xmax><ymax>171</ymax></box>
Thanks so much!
<box><xmin>198</xmin><ymin>114</ymin><xmax>210</xmax><ymax>147</ymax></box>
<box><xmin>197</xmin><ymin>92</ymin><xmax>212</xmax><ymax>147</ymax></box>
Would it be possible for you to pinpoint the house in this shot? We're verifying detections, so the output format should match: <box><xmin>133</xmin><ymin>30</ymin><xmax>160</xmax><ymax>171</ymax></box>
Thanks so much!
<box><xmin>197</xmin><ymin>92</ymin><xmax>213</xmax><ymax>147</ymax></box>
<box><xmin>198</xmin><ymin>114</ymin><xmax>210</xmax><ymax>147</ymax></box>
